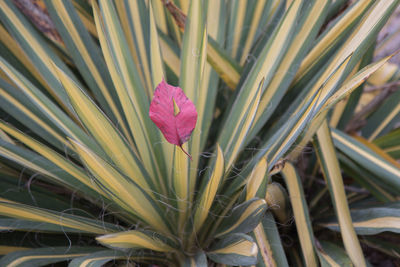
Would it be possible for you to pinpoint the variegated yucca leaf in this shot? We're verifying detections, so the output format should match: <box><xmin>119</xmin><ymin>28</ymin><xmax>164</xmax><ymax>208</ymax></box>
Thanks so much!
<box><xmin>0</xmin><ymin>0</ymin><xmax>399</xmax><ymax>265</ymax></box>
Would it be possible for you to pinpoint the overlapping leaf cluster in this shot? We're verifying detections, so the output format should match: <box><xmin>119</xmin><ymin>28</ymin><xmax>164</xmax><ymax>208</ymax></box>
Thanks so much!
<box><xmin>0</xmin><ymin>0</ymin><xmax>399</xmax><ymax>266</ymax></box>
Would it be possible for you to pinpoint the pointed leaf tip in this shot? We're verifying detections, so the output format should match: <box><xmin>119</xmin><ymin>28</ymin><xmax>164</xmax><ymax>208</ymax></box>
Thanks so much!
<box><xmin>149</xmin><ymin>80</ymin><xmax>197</xmax><ymax>156</ymax></box>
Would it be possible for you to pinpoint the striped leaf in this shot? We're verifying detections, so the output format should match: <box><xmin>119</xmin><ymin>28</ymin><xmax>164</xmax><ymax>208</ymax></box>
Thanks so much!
<box><xmin>361</xmin><ymin>89</ymin><xmax>400</xmax><ymax>140</ymax></box>
<box><xmin>219</xmin><ymin>79</ymin><xmax>263</xmax><ymax>171</ymax></box>
<box><xmin>0</xmin><ymin>78</ymin><xmax>70</xmax><ymax>153</ymax></box>
<box><xmin>314</xmin><ymin>121</ymin><xmax>366</xmax><ymax>266</ymax></box>
<box><xmin>0</xmin><ymin>121</ymin><xmax>98</xmax><ymax>195</ymax></box>
<box><xmin>193</xmin><ymin>145</ymin><xmax>224</xmax><ymax>231</ymax></box>
<box><xmin>96</xmin><ymin>230</ymin><xmax>177</xmax><ymax>252</ymax></box>
<box><xmin>246</xmin><ymin>158</ymin><xmax>268</xmax><ymax>201</ymax></box>
<box><xmin>373</xmin><ymin>127</ymin><xmax>400</xmax><ymax>159</ymax></box>
<box><xmin>316</xmin><ymin>241</ymin><xmax>353</xmax><ymax>267</ymax></box>
<box><xmin>334</xmin><ymin>42</ymin><xmax>376</xmax><ymax>130</ymax></box>
<box><xmin>0</xmin><ymin>139</ymin><xmax>100</xmax><ymax>200</ymax></box>
<box><xmin>321</xmin><ymin>204</ymin><xmax>400</xmax><ymax>235</ymax></box>
<box><xmin>0</xmin><ymin>218</ymin><xmax>87</xmax><ymax>233</ymax></box>
<box><xmin>281</xmin><ymin>162</ymin><xmax>318</xmax><ymax>267</ymax></box>
<box><xmin>332</xmin><ymin>129</ymin><xmax>400</xmax><ymax>192</ymax></box>
<box><xmin>238</xmin><ymin>0</ymin><xmax>274</xmax><ymax>65</ymax></box>
<box><xmin>69</xmin><ymin>249</ymin><xmax>169</xmax><ymax>267</ymax></box>
<box><xmin>54</xmin><ymin>66</ymin><xmax>153</xmax><ymax>192</ymax></box>
<box><xmin>322</xmin><ymin>55</ymin><xmax>393</xmax><ymax>113</ymax></box>
<box><xmin>219</xmin><ymin>0</ymin><xmax>305</xmax><ymax>159</ymax></box>
<box><xmin>69</xmin><ymin>250</ymin><xmax>128</xmax><ymax>267</ymax></box>
<box><xmin>293</xmin><ymin>0</ymin><xmax>373</xmax><ymax>84</ymax></box>
<box><xmin>70</xmin><ymin>139</ymin><xmax>171</xmax><ymax>235</ymax></box>
<box><xmin>216</xmin><ymin>198</ymin><xmax>267</xmax><ymax>238</ymax></box>
<box><xmin>115</xmin><ymin>0</ymin><xmax>153</xmax><ymax>96</ymax></box>
<box><xmin>192</xmin><ymin>0</ymin><xmax>227</xmax><ymax>170</ymax></box>
<box><xmin>338</xmin><ymin>153</ymin><xmax>396</xmax><ymax>202</ymax></box>
<box><xmin>178</xmin><ymin>0</ymin><xmax>207</xmax><ymax>206</ymax></box>
<box><xmin>0</xmin><ymin>0</ymin><xmax>82</xmax><ymax>117</ymax></box>
<box><xmin>183</xmin><ymin>251</ymin><xmax>208</xmax><ymax>267</ymax></box>
<box><xmin>367</xmin><ymin>62</ymin><xmax>400</xmax><ymax>86</ymax></box>
<box><xmin>249</xmin><ymin>0</ymin><xmax>331</xmax><ymax>140</ymax></box>
<box><xmin>94</xmin><ymin>0</ymin><xmax>166</xmax><ymax>184</ymax></box>
<box><xmin>361</xmin><ymin>237</ymin><xmax>400</xmax><ymax>259</ymax></box>
<box><xmin>252</xmin><ymin>212</ymin><xmax>289</xmax><ymax>267</ymax></box>
<box><xmin>0</xmin><ymin>200</ymin><xmax>119</xmax><ymax>234</ymax></box>
<box><xmin>45</xmin><ymin>0</ymin><xmax>125</xmax><ymax>133</ymax></box>
<box><xmin>207</xmin><ymin>38</ymin><xmax>241</xmax><ymax>89</ymax></box>
<box><xmin>0</xmin><ymin>57</ymin><xmax>103</xmax><ymax>157</ymax></box>
<box><xmin>207</xmin><ymin>233</ymin><xmax>258</xmax><ymax>266</ymax></box>
<box><xmin>0</xmin><ymin>246</ymin><xmax>29</xmax><ymax>256</ymax></box>
<box><xmin>272</xmin><ymin>0</ymin><xmax>398</xmax><ymax>153</ymax></box>
<box><xmin>0</xmin><ymin>23</ymin><xmax>50</xmax><ymax>94</ymax></box>
<box><xmin>0</xmin><ymin>247</ymin><xmax>100</xmax><ymax>267</ymax></box>
<box><xmin>0</xmin><ymin>174</ymin><xmax>78</xmax><ymax>212</ymax></box>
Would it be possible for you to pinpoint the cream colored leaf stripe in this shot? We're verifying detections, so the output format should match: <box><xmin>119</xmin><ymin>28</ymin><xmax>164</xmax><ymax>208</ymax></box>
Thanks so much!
<box><xmin>94</xmin><ymin>0</ymin><xmax>164</xmax><ymax>186</ymax></box>
<box><xmin>70</xmin><ymin>139</ymin><xmax>171</xmax><ymax>235</ymax></box>
<box><xmin>0</xmin><ymin>200</ymin><xmax>116</xmax><ymax>235</ymax></box>
<box><xmin>332</xmin><ymin>129</ymin><xmax>400</xmax><ymax>182</ymax></box>
<box><xmin>48</xmin><ymin>1</ymin><xmax>131</xmax><ymax>144</ymax></box>
<box><xmin>282</xmin><ymin>162</ymin><xmax>318</xmax><ymax>267</ymax></box>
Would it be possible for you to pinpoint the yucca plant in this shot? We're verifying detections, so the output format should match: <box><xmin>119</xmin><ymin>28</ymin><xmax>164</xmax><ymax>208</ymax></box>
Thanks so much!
<box><xmin>0</xmin><ymin>0</ymin><xmax>399</xmax><ymax>266</ymax></box>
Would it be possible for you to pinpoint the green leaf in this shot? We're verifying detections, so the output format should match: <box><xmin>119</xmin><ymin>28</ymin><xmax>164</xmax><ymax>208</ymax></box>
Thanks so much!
<box><xmin>45</xmin><ymin>0</ymin><xmax>124</xmax><ymax>131</ymax></box>
<box><xmin>373</xmin><ymin>127</ymin><xmax>400</xmax><ymax>159</ymax></box>
<box><xmin>178</xmin><ymin>0</ymin><xmax>207</xmax><ymax>209</ymax></box>
<box><xmin>0</xmin><ymin>200</ymin><xmax>120</xmax><ymax>234</ymax></box>
<box><xmin>183</xmin><ymin>251</ymin><xmax>208</xmax><ymax>267</ymax></box>
<box><xmin>219</xmin><ymin>0</ymin><xmax>305</xmax><ymax>158</ymax></box>
<box><xmin>0</xmin><ymin>174</ymin><xmax>75</xmax><ymax>212</ymax></box>
<box><xmin>314</xmin><ymin>121</ymin><xmax>365</xmax><ymax>266</ymax></box>
<box><xmin>0</xmin><ymin>139</ymin><xmax>100</xmax><ymax>200</ymax></box>
<box><xmin>69</xmin><ymin>250</ymin><xmax>128</xmax><ymax>267</ymax></box>
<box><xmin>96</xmin><ymin>230</ymin><xmax>177</xmax><ymax>252</ymax></box>
<box><xmin>338</xmin><ymin>154</ymin><xmax>396</xmax><ymax>202</ymax></box>
<box><xmin>321</xmin><ymin>204</ymin><xmax>400</xmax><ymax>235</ymax></box>
<box><xmin>361</xmin><ymin>236</ymin><xmax>400</xmax><ymax>259</ymax></box>
<box><xmin>317</xmin><ymin>241</ymin><xmax>353</xmax><ymax>267</ymax></box>
<box><xmin>249</xmin><ymin>0</ymin><xmax>331</xmax><ymax>140</ymax></box>
<box><xmin>0</xmin><ymin>57</ymin><xmax>104</xmax><ymax>158</ymax></box>
<box><xmin>68</xmin><ymin>249</ymin><xmax>170</xmax><ymax>267</ymax></box>
<box><xmin>0</xmin><ymin>218</ymin><xmax>85</xmax><ymax>233</ymax></box>
<box><xmin>0</xmin><ymin>121</ymin><xmax>99</xmax><ymax>196</ymax></box>
<box><xmin>219</xmin><ymin>78</ymin><xmax>263</xmax><ymax>171</ymax></box>
<box><xmin>54</xmin><ymin>66</ymin><xmax>153</xmax><ymax>192</ymax></box>
<box><xmin>0</xmin><ymin>246</ymin><xmax>100</xmax><ymax>267</ymax></box>
<box><xmin>293</xmin><ymin>0</ymin><xmax>373</xmax><ymax>85</ymax></box>
<box><xmin>94</xmin><ymin>0</ymin><xmax>166</xmax><ymax>186</ymax></box>
<box><xmin>332</xmin><ymin>129</ymin><xmax>400</xmax><ymax>192</ymax></box>
<box><xmin>193</xmin><ymin>145</ymin><xmax>224</xmax><ymax>231</ymax></box>
<box><xmin>0</xmin><ymin>78</ymin><xmax>69</xmax><ymax>154</ymax></box>
<box><xmin>252</xmin><ymin>212</ymin><xmax>289</xmax><ymax>267</ymax></box>
<box><xmin>216</xmin><ymin>198</ymin><xmax>267</xmax><ymax>238</ymax></box>
<box><xmin>281</xmin><ymin>162</ymin><xmax>319</xmax><ymax>267</ymax></box>
<box><xmin>70</xmin><ymin>139</ymin><xmax>171</xmax><ymax>235</ymax></box>
<box><xmin>361</xmin><ymin>89</ymin><xmax>400</xmax><ymax>140</ymax></box>
<box><xmin>0</xmin><ymin>0</ymin><xmax>82</xmax><ymax>118</ymax></box>
<box><xmin>207</xmin><ymin>233</ymin><xmax>258</xmax><ymax>266</ymax></box>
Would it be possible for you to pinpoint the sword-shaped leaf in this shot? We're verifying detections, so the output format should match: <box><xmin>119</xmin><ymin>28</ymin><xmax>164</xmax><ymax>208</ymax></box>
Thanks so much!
<box><xmin>320</xmin><ymin>204</ymin><xmax>400</xmax><ymax>235</ymax></box>
<box><xmin>96</xmin><ymin>230</ymin><xmax>177</xmax><ymax>252</ymax></box>
<box><xmin>314</xmin><ymin>121</ymin><xmax>366</xmax><ymax>266</ymax></box>
<box><xmin>0</xmin><ymin>247</ymin><xmax>100</xmax><ymax>267</ymax></box>
<box><xmin>216</xmin><ymin>198</ymin><xmax>267</xmax><ymax>238</ymax></box>
<box><xmin>207</xmin><ymin>233</ymin><xmax>258</xmax><ymax>266</ymax></box>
